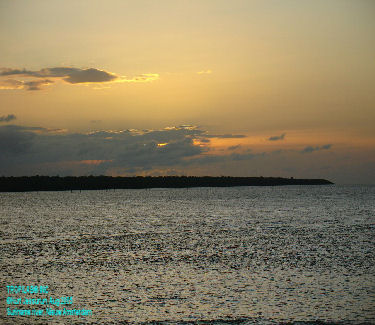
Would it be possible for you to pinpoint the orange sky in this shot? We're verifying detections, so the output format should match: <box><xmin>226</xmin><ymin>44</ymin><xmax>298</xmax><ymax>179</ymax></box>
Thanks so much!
<box><xmin>0</xmin><ymin>0</ymin><xmax>374</xmax><ymax>183</ymax></box>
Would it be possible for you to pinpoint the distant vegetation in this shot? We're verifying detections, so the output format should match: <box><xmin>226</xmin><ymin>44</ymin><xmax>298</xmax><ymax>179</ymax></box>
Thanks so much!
<box><xmin>0</xmin><ymin>176</ymin><xmax>333</xmax><ymax>192</ymax></box>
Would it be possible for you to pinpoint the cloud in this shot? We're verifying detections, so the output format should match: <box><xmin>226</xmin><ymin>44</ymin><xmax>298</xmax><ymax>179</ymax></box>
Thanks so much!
<box><xmin>54</xmin><ymin>68</ymin><xmax>117</xmax><ymax>84</ymax></box>
<box><xmin>0</xmin><ymin>125</ymin><xmax>206</xmax><ymax>175</ymax></box>
<box><xmin>300</xmin><ymin>144</ymin><xmax>332</xmax><ymax>153</ymax></box>
<box><xmin>0</xmin><ymin>67</ymin><xmax>159</xmax><ymax>91</ymax></box>
<box><xmin>0</xmin><ymin>125</ymin><xmax>35</xmax><ymax>154</ymax></box>
<box><xmin>0</xmin><ymin>122</ymin><xmax>343</xmax><ymax>179</ymax></box>
<box><xmin>0</xmin><ymin>124</ymin><xmax>258</xmax><ymax>176</ymax></box>
<box><xmin>0</xmin><ymin>79</ymin><xmax>24</xmax><ymax>90</ymax></box>
<box><xmin>24</xmin><ymin>79</ymin><xmax>53</xmax><ymax>90</ymax></box>
<box><xmin>228</xmin><ymin>145</ymin><xmax>241</xmax><ymax>150</ymax></box>
<box><xmin>0</xmin><ymin>67</ymin><xmax>117</xmax><ymax>83</ymax></box>
<box><xmin>118</xmin><ymin>73</ymin><xmax>159</xmax><ymax>83</ymax></box>
<box><xmin>197</xmin><ymin>70</ymin><xmax>212</xmax><ymax>75</ymax></box>
<box><xmin>0</xmin><ymin>114</ymin><xmax>16</xmax><ymax>123</ymax></box>
<box><xmin>0</xmin><ymin>78</ymin><xmax>53</xmax><ymax>90</ymax></box>
<box><xmin>268</xmin><ymin>133</ymin><xmax>285</xmax><ymax>141</ymax></box>
<box><xmin>76</xmin><ymin>160</ymin><xmax>113</xmax><ymax>165</ymax></box>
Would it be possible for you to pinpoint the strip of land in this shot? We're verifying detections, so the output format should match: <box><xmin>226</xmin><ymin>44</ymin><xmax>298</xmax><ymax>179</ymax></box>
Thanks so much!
<box><xmin>0</xmin><ymin>176</ymin><xmax>333</xmax><ymax>192</ymax></box>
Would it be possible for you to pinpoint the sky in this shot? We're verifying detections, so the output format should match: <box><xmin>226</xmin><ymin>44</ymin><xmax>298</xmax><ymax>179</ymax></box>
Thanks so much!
<box><xmin>0</xmin><ymin>0</ymin><xmax>374</xmax><ymax>184</ymax></box>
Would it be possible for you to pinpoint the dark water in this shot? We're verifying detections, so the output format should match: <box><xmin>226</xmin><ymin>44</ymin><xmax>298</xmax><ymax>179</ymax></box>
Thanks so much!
<box><xmin>0</xmin><ymin>185</ymin><xmax>374</xmax><ymax>324</ymax></box>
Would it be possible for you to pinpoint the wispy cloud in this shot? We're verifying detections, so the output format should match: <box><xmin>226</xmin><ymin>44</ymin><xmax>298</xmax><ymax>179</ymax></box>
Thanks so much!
<box><xmin>197</xmin><ymin>70</ymin><xmax>212</xmax><ymax>75</ymax></box>
<box><xmin>228</xmin><ymin>145</ymin><xmax>241</xmax><ymax>150</ymax></box>
<box><xmin>268</xmin><ymin>133</ymin><xmax>285</xmax><ymax>141</ymax></box>
<box><xmin>117</xmin><ymin>73</ymin><xmax>159</xmax><ymax>83</ymax></box>
<box><xmin>0</xmin><ymin>78</ymin><xmax>54</xmax><ymax>91</ymax></box>
<box><xmin>300</xmin><ymin>144</ymin><xmax>332</xmax><ymax>153</ymax></box>
<box><xmin>0</xmin><ymin>67</ymin><xmax>159</xmax><ymax>91</ymax></box>
<box><xmin>0</xmin><ymin>79</ymin><xmax>24</xmax><ymax>90</ymax></box>
<box><xmin>0</xmin><ymin>114</ymin><xmax>16</xmax><ymax>123</ymax></box>
<box><xmin>205</xmin><ymin>134</ymin><xmax>246</xmax><ymax>139</ymax></box>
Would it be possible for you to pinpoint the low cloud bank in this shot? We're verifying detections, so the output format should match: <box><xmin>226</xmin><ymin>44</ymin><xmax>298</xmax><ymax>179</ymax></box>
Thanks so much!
<box><xmin>0</xmin><ymin>124</ymin><xmax>249</xmax><ymax>175</ymax></box>
<box><xmin>0</xmin><ymin>67</ymin><xmax>159</xmax><ymax>91</ymax></box>
<box><xmin>0</xmin><ymin>123</ymin><xmax>335</xmax><ymax>176</ymax></box>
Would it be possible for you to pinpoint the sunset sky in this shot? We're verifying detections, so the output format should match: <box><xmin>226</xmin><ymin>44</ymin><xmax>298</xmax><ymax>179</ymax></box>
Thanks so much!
<box><xmin>1</xmin><ymin>0</ymin><xmax>374</xmax><ymax>183</ymax></box>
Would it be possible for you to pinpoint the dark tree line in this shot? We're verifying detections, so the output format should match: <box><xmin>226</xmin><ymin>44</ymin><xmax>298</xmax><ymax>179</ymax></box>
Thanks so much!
<box><xmin>0</xmin><ymin>176</ymin><xmax>333</xmax><ymax>192</ymax></box>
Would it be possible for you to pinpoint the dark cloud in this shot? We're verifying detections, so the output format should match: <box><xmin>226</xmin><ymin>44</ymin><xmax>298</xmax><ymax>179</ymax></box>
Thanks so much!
<box><xmin>0</xmin><ymin>67</ymin><xmax>117</xmax><ymax>84</ymax></box>
<box><xmin>0</xmin><ymin>122</ymin><xmax>340</xmax><ymax>177</ymax></box>
<box><xmin>300</xmin><ymin>144</ymin><xmax>332</xmax><ymax>153</ymax></box>
<box><xmin>268</xmin><ymin>133</ymin><xmax>285</xmax><ymax>141</ymax></box>
<box><xmin>183</xmin><ymin>155</ymin><xmax>228</xmax><ymax>165</ymax></box>
<box><xmin>0</xmin><ymin>78</ymin><xmax>52</xmax><ymax>90</ymax></box>
<box><xmin>0</xmin><ymin>125</ymin><xmax>207</xmax><ymax>175</ymax></box>
<box><xmin>0</xmin><ymin>114</ymin><xmax>16</xmax><ymax>123</ymax></box>
<box><xmin>24</xmin><ymin>79</ymin><xmax>53</xmax><ymax>90</ymax></box>
<box><xmin>0</xmin><ymin>68</ymin><xmax>29</xmax><ymax>76</ymax></box>
<box><xmin>0</xmin><ymin>66</ymin><xmax>159</xmax><ymax>91</ymax></box>
<box><xmin>228</xmin><ymin>145</ymin><xmax>241</xmax><ymax>150</ymax></box>
<box><xmin>0</xmin><ymin>125</ymin><xmax>35</xmax><ymax>154</ymax></box>
<box><xmin>1</xmin><ymin>125</ymin><xmax>50</xmax><ymax>132</ymax></box>
<box><xmin>58</xmin><ymin>68</ymin><xmax>117</xmax><ymax>84</ymax></box>
<box><xmin>0</xmin><ymin>67</ymin><xmax>159</xmax><ymax>91</ymax></box>
<box><xmin>0</xmin><ymin>125</ymin><xmax>259</xmax><ymax>176</ymax></box>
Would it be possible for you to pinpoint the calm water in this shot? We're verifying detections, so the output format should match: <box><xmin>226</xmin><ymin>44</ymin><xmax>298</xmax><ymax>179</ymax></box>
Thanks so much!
<box><xmin>0</xmin><ymin>185</ymin><xmax>374</xmax><ymax>324</ymax></box>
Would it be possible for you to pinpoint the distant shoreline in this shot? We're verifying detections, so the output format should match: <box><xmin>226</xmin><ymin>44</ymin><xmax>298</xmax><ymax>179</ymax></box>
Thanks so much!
<box><xmin>0</xmin><ymin>176</ymin><xmax>333</xmax><ymax>192</ymax></box>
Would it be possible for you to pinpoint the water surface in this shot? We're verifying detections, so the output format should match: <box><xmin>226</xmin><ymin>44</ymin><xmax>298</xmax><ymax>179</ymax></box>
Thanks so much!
<box><xmin>1</xmin><ymin>185</ymin><xmax>374</xmax><ymax>324</ymax></box>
